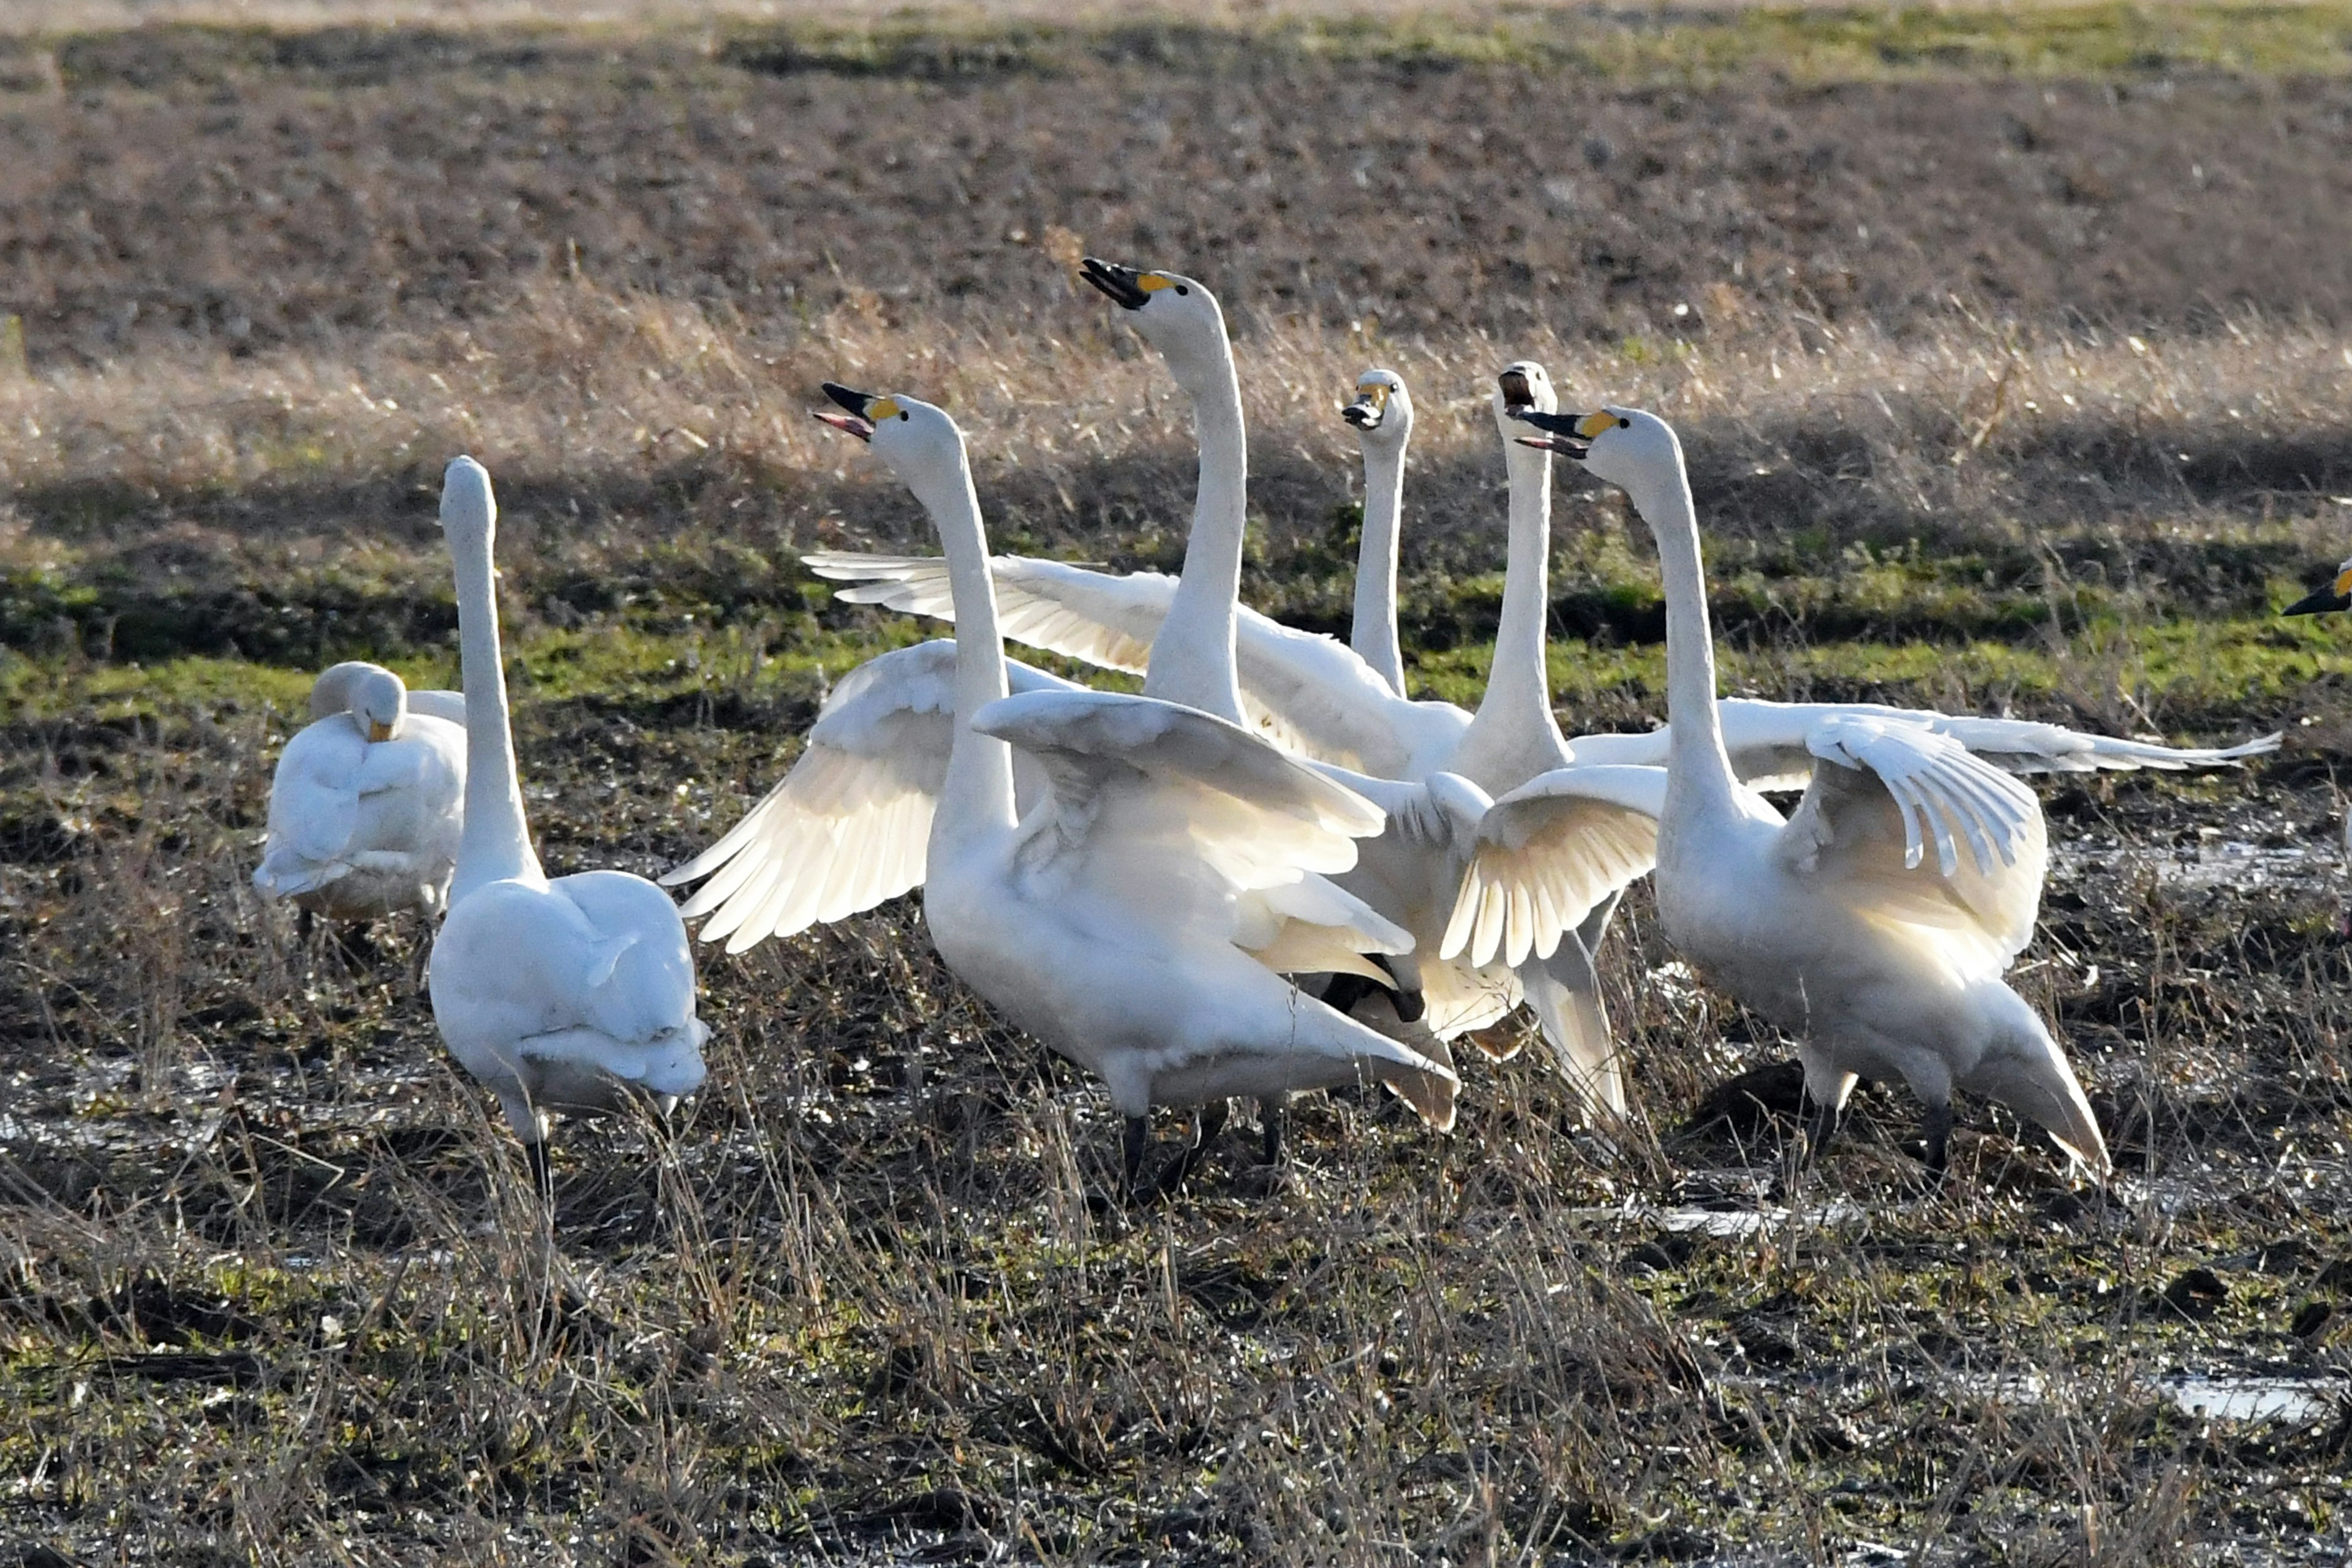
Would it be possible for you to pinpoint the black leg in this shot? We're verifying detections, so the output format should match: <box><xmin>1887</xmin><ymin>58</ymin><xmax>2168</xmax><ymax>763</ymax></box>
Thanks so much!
<box><xmin>1123</xmin><ymin>1116</ymin><xmax>1150</xmax><ymax>1196</ymax></box>
<box><xmin>1259</xmin><ymin>1095</ymin><xmax>1288</xmax><ymax>1166</ymax></box>
<box><xmin>1921</xmin><ymin>1101</ymin><xmax>1955</xmax><ymax>1182</ymax></box>
<box><xmin>1150</xmin><ymin>1100</ymin><xmax>1230</xmax><ymax>1199</ymax></box>
<box><xmin>1319</xmin><ymin>960</ymin><xmax>1424</xmax><ymax>1024</ymax></box>
<box><xmin>1371</xmin><ymin>956</ymin><xmax>1426</xmax><ymax>1024</ymax></box>
<box><xmin>525</xmin><ymin>1138</ymin><xmax>554</xmax><ymax>1204</ymax></box>
<box><xmin>1800</xmin><ymin>1092</ymin><xmax>1843</xmax><ymax>1170</ymax></box>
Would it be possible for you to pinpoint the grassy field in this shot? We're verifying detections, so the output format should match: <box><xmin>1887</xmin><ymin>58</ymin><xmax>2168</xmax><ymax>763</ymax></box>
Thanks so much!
<box><xmin>7</xmin><ymin>4</ymin><xmax>2352</xmax><ymax>1564</ymax></box>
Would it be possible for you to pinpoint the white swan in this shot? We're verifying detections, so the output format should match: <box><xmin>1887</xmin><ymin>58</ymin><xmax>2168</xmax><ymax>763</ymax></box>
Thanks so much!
<box><xmin>1472</xmin><ymin>407</ymin><xmax>2109</xmax><ymax>1178</ymax></box>
<box><xmin>818</xmin><ymin>355</ymin><xmax>1664</xmax><ymax>1114</ymax></box>
<box><xmin>426</xmin><ymin>456</ymin><xmax>709</xmax><ymax>1175</ymax></box>
<box><xmin>253</xmin><ymin>660</ymin><xmax>467</xmax><ymax>920</ymax></box>
<box><xmin>808</xmin><ymin>385</ymin><xmax>1456</xmax><ymax>1194</ymax></box>
<box><xmin>806</xmin><ymin>356</ymin><xmax>2278</xmax><ymax>786</ymax></box>
<box><xmin>1341</xmin><ymin>368</ymin><xmax>1412</xmax><ymax>697</ymax></box>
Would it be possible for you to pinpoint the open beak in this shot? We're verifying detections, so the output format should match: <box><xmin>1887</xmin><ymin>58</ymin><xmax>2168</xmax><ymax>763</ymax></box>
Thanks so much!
<box><xmin>1341</xmin><ymin>388</ymin><xmax>1387</xmax><ymax>431</ymax></box>
<box><xmin>814</xmin><ymin>381</ymin><xmax>878</xmax><ymax>442</ymax></box>
<box><xmin>1509</xmin><ymin>406</ymin><xmax>1597</xmax><ymax>460</ymax></box>
<box><xmin>368</xmin><ymin>720</ymin><xmax>394</xmax><ymax>743</ymax></box>
<box><xmin>1079</xmin><ymin>256</ymin><xmax>1153</xmax><ymax>311</ymax></box>
<box><xmin>2285</xmin><ymin>568</ymin><xmax>2352</xmax><ymax>616</ymax></box>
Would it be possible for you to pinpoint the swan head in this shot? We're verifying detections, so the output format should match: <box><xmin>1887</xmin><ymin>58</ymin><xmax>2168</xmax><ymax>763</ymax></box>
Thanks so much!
<box><xmin>1341</xmin><ymin>368</ymin><xmax>1412</xmax><ymax>447</ymax></box>
<box><xmin>1491</xmin><ymin>361</ymin><xmax>1558</xmax><ymax>443</ymax></box>
<box><xmin>439</xmin><ymin>455</ymin><xmax>498</xmax><ymax>549</ymax></box>
<box><xmin>1510</xmin><ymin>404</ymin><xmax>1684</xmax><ymax>498</ymax></box>
<box><xmin>2285</xmin><ymin>557</ymin><xmax>2352</xmax><ymax>616</ymax></box>
<box><xmin>1077</xmin><ymin>257</ymin><xmax>1229</xmax><ymax>386</ymax></box>
<box><xmin>310</xmin><ymin>660</ymin><xmax>408</xmax><ymax>742</ymax></box>
<box><xmin>815</xmin><ymin>383</ymin><xmax>968</xmax><ymax>489</ymax></box>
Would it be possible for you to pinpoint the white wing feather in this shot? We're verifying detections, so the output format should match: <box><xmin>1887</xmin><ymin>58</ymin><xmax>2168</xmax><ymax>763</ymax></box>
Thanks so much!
<box><xmin>1567</xmin><ymin>698</ymin><xmax>2279</xmax><ymax>790</ymax></box>
<box><xmin>662</xmin><ymin>641</ymin><xmax>1071</xmax><ymax>954</ymax></box>
<box><xmin>1439</xmin><ymin>766</ymin><xmax>1667</xmax><ymax>968</ymax></box>
<box><xmin>804</xmin><ymin>550</ymin><xmax>1469</xmax><ymax>777</ymax></box>
<box><xmin>1777</xmin><ymin>714</ymin><xmax>2046</xmax><ymax>976</ymax></box>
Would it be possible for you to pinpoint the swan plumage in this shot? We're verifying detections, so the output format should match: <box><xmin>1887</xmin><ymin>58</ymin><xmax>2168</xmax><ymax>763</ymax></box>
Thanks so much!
<box><xmin>252</xmin><ymin>660</ymin><xmax>467</xmax><ymax>919</ymax></box>
<box><xmin>1491</xmin><ymin>405</ymin><xmax>2107</xmax><ymax>1177</ymax></box>
<box><xmin>660</xmin><ymin>641</ymin><xmax>1077</xmax><ymax>954</ymax></box>
<box><xmin>427</xmin><ymin>456</ymin><xmax>708</xmax><ymax>1152</ymax></box>
<box><xmin>807</xmin><ymin>385</ymin><xmax>1454</xmax><ymax>1188</ymax></box>
<box><xmin>819</xmin><ymin>356</ymin><xmax>1663</xmax><ymax>1114</ymax></box>
<box><xmin>1341</xmin><ymin>368</ymin><xmax>1413</xmax><ymax>697</ymax></box>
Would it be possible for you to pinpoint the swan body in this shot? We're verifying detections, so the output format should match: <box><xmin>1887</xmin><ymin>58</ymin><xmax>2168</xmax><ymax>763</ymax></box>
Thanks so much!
<box><xmin>253</xmin><ymin>660</ymin><xmax>467</xmax><ymax>919</ymax></box>
<box><xmin>808</xmin><ymin>385</ymin><xmax>1454</xmax><ymax>1188</ymax></box>
<box><xmin>428</xmin><ymin>456</ymin><xmax>708</xmax><ymax>1150</ymax></box>
<box><xmin>1488</xmin><ymin>407</ymin><xmax>2108</xmax><ymax>1177</ymax></box>
<box><xmin>819</xmin><ymin>356</ymin><xmax>1662</xmax><ymax>1114</ymax></box>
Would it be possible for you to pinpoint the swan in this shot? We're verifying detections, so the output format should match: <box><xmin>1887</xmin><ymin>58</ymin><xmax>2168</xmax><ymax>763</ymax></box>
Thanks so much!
<box><xmin>807</xmin><ymin>384</ymin><xmax>1457</xmax><ymax>1195</ymax></box>
<box><xmin>1341</xmin><ymin>368</ymin><xmax>1412</xmax><ymax>698</ymax></box>
<box><xmin>817</xmin><ymin>354</ymin><xmax>1662</xmax><ymax>1114</ymax></box>
<box><xmin>427</xmin><ymin>456</ymin><xmax>709</xmax><ymax>1180</ymax></box>
<box><xmin>253</xmin><ymin>660</ymin><xmax>467</xmax><ymax>921</ymax></box>
<box><xmin>1469</xmin><ymin>406</ymin><xmax>2109</xmax><ymax>1179</ymax></box>
<box><xmin>807</xmin><ymin>362</ymin><xmax>2278</xmax><ymax>786</ymax></box>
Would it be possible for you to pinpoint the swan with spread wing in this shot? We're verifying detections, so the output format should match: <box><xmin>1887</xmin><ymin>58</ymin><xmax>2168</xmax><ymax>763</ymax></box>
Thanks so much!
<box><xmin>791</xmin><ymin>385</ymin><xmax>1455</xmax><ymax>1196</ymax></box>
<box><xmin>1479</xmin><ymin>406</ymin><xmax>2108</xmax><ymax>1178</ymax></box>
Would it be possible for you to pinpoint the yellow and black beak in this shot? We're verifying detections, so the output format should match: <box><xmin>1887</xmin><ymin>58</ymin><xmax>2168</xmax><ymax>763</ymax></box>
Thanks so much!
<box><xmin>2284</xmin><ymin>564</ymin><xmax>2352</xmax><ymax>616</ymax></box>
<box><xmin>1510</xmin><ymin>407</ymin><xmax>1611</xmax><ymax>459</ymax></box>
<box><xmin>815</xmin><ymin>382</ymin><xmax>886</xmax><ymax>442</ymax></box>
<box><xmin>368</xmin><ymin>720</ymin><xmax>394</xmax><ymax>743</ymax></box>
<box><xmin>1341</xmin><ymin>382</ymin><xmax>1389</xmax><ymax>431</ymax></box>
<box><xmin>1079</xmin><ymin>256</ymin><xmax>1164</xmax><ymax>311</ymax></box>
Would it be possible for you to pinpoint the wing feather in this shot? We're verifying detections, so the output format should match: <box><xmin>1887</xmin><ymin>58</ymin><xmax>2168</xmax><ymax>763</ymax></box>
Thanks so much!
<box><xmin>663</xmin><ymin>641</ymin><xmax>1077</xmax><ymax>952</ymax></box>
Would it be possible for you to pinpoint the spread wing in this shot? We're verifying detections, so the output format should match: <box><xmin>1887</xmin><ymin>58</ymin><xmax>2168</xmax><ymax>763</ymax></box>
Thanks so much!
<box><xmin>804</xmin><ymin>550</ymin><xmax>1469</xmax><ymax>777</ymax></box>
<box><xmin>1440</xmin><ymin>765</ymin><xmax>1667</xmax><ymax>968</ymax></box>
<box><xmin>1567</xmin><ymin>699</ymin><xmax>2280</xmax><ymax>793</ymax></box>
<box><xmin>662</xmin><ymin>641</ymin><xmax>1071</xmax><ymax>954</ymax></box>
<box><xmin>1777</xmin><ymin>714</ymin><xmax>2046</xmax><ymax>978</ymax></box>
<box><xmin>971</xmin><ymin>689</ymin><xmax>1411</xmax><ymax>965</ymax></box>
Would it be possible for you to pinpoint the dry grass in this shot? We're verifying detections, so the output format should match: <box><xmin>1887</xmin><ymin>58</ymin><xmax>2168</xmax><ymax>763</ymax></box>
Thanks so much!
<box><xmin>9</xmin><ymin>10</ymin><xmax>2352</xmax><ymax>1566</ymax></box>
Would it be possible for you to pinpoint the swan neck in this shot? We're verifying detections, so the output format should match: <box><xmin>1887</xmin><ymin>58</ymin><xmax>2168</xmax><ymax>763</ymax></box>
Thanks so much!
<box><xmin>1142</xmin><ymin>339</ymin><xmax>1247</xmax><ymax>725</ymax></box>
<box><xmin>915</xmin><ymin>459</ymin><xmax>1018</xmax><ymax>839</ymax></box>
<box><xmin>1635</xmin><ymin>464</ymin><xmax>1741</xmax><ymax>805</ymax></box>
<box><xmin>448</xmin><ymin>524</ymin><xmax>543</xmax><ymax>901</ymax></box>
<box><xmin>1470</xmin><ymin>439</ymin><xmax>1569</xmax><ymax>758</ymax></box>
<box><xmin>1352</xmin><ymin>435</ymin><xmax>1408</xmax><ymax>697</ymax></box>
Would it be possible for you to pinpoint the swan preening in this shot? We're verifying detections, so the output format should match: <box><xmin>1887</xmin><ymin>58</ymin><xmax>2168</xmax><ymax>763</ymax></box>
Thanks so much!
<box><xmin>791</xmin><ymin>384</ymin><xmax>1455</xmax><ymax>1194</ymax></box>
<box><xmin>254</xmin><ymin>660</ymin><xmax>467</xmax><ymax>921</ymax></box>
<box><xmin>426</xmin><ymin>456</ymin><xmax>709</xmax><ymax>1175</ymax></box>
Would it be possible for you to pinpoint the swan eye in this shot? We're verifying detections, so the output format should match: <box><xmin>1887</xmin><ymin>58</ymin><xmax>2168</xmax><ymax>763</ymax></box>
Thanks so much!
<box><xmin>1174</xmin><ymin>284</ymin><xmax>1189</xmax><ymax>295</ymax></box>
<box><xmin>899</xmin><ymin>411</ymin><xmax>910</xmax><ymax>421</ymax></box>
<box><xmin>1618</xmin><ymin>417</ymin><xmax>1630</xmax><ymax>428</ymax></box>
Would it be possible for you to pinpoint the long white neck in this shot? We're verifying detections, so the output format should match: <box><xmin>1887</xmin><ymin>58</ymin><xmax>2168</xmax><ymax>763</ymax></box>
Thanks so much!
<box><xmin>447</xmin><ymin>524</ymin><xmax>544</xmax><ymax>902</ymax></box>
<box><xmin>1141</xmin><ymin>339</ymin><xmax>1248</xmax><ymax>725</ymax></box>
<box><xmin>910</xmin><ymin>454</ymin><xmax>1019</xmax><ymax>843</ymax></box>
<box><xmin>1629</xmin><ymin>453</ymin><xmax>1741</xmax><ymax>811</ymax></box>
<box><xmin>1453</xmin><ymin>435</ymin><xmax>1571</xmax><ymax>786</ymax></box>
<box><xmin>1352</xmin><ymin>434</ymin><xmax>1408</xmax><ymax>697</ymax></box>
